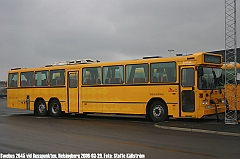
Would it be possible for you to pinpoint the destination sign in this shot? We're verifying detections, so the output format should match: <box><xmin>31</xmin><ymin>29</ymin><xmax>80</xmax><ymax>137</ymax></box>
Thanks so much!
<box><xmin>204</xmin><ymin>54</ymin><xmax>221</xmax><ymax>64</ymax></box>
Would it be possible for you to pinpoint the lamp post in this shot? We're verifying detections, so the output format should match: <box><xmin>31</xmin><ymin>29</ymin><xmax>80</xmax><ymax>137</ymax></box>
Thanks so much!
<box><xmin>168</xmin><ymin>49</ymin><xmax>174</xmax><ymax>57</ymax></box>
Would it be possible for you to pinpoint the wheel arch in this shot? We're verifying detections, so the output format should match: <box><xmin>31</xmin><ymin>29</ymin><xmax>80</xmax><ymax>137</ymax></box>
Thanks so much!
<box><xmin>48</xmin><ymin>97</ymin><xmax>62</xmax><ymax>117</ymax></box>
<box><xmin>48</xmin><ymin>97</ymin><xmax>60</xmax><ymax>106</ymax></box>
<box><xmin>34</xmin><ymin>97</ymin><xmax>46</xmax><ymax>114</ymax></box>
<box><xmin>146</xmin><ymin>97</ymin><xmax>168</xmax><ymax>119</ymax></box>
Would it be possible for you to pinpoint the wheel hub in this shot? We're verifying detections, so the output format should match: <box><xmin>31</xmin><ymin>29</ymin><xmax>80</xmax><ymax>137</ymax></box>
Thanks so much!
<box><xmin>153</xmin><ymin>105</ymin><xmax>164</xmax><ymax>118</ymax></box>
<box><xmin>39</xmin><ymin>103</ymin><xmax>46</xmax><ymax>113</ymax></box>
<box><xmin>52</xmin><ymin>103</ymin><xmax>59</xmax><ymax>113</ymax></box>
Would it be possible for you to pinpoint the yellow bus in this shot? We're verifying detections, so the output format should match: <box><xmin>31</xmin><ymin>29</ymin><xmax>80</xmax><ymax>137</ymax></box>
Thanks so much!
<box><xmin>222</xmin><ymin>63</ymin><xmax>240</xmax><ymax>110</ymax></box>
<box><xmin>0</xmin><ymin>81</ymin><xmax>7</xmax><ymax>98</ymax></box>
<box><xmin>7</xmin><ymin>52</ymin><xmax>225</xmax><ymax>122</ymax></box>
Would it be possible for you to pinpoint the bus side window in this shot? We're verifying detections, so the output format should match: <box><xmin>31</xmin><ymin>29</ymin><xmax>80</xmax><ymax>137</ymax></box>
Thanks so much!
<box><xmin>126</xmin><ymin>64</ymin><xmax>148</xmax><ymax>83</ymax></box>
<box><xmin>8</xmin><ymin>73</ymin><xmax>18</xmax><ymax>87</ymax></box>
<box><xmin>50</xmin><ymin>70</ymin><xmax>65</xmax><ymax>86</ymax></box>
<box><xmin>83</xmin><ymin>69</ymin><xmax>90</xmax><ymax>84</ymax></box>
<box><xmin>21</xmin><ymin>80</ymin><xmax>28</xmax><ymax>86</ymax></box>
<box><xmin>35</xmin><ymin>71</ymin><xmax>48</xmax><ymax>86</ymax></box>
<box><xmin>84</xmin><ymin>79</ymin><xmax>91</xmax><ymax>84</ymax></box>
<box><xmin>42</xmin><ymin>79</ymin><xmax>48</xmax><ymax>86</ymax></box>
<box><xmin>20</xmin><ymin>72</ymin><xmax>34</xmax><ymax>87</ymax></box>
<box><xmin>158</xmin><ymin>68</ymin><xmax>165</xmax><ymax>82</ymax></box>
<box><xmin>51</xmin><ymin>79</ymin><xmax>57</xmax><ymax>86</ymax></box>
<box><xmin>69</xmin><ymin>73</ymin><xmax>78</xmax><ymax>88</ymax></box>
<box><xmin>162</xmin><ymin>76</ymin><xmax>168</xmax><ymax>82</ymax></box>
<box><xmin>10</xmin><ymin>80</ymin><xmax>17</xmax><ymax>87</ymax></box>
<box><xmin>82</xmin><ymin>67</ymin><xmax>101</xmax><ymax>85</ymax></box>
<box><xmin>152</xmin><ymin>76</ymin><xmax>158</xmax><ymax>82</ymax></box>
<box><xmin>56</xmin><ymin>78</ymin><xmax>64</xmax><ymax>85</ymax></box>
<box><xmin>103</xmin><ymin>65</ymin><xmax>124</xmax><ymax>84</ymax></box>
<box><xmin>182</xmin><ymin>68</ymin><xmax>194</xmax><ymax>87</ymax></box>
<box><xmin>91</xmin><ymin>68</ymin><xmax>101</xmax><ymax>84</ymax></box>
<box><xmin>150</xmin><ymin>62</ymin><xmax>176</xmax><ymax>83</ymax></box>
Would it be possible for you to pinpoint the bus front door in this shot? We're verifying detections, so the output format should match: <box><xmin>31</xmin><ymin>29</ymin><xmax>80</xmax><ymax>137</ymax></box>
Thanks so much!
<box><xmin>180</xmin><ymin>66</ymin><xmax>196</xmax><ymax>117</ymax></box>
<box><xmin>67</xmin><ymin>71</ymin><xmax>79</xmax><ymax>113</ymax></box>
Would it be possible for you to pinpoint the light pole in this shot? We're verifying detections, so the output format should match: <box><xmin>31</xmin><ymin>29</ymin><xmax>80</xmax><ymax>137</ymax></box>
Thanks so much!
<box><xmin>168</xmin><ymin>49</ymin><xmax>174</xmax><ymax>57</ymax></box>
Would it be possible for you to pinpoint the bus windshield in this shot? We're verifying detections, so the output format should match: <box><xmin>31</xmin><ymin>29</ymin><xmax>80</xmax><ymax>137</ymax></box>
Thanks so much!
<box><xmin>198</xmin><ymin>67</ymin><xmax>223</xmax><ymax>89</ymax></box>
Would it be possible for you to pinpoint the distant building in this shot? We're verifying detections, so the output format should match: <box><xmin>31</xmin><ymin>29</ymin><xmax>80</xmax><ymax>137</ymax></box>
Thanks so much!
<box><xmin>0</xmin><ymin>81</ymin><xmax>6</xmax><ymax>86</ymax></box>
<box><xmin>0</xmin><ymin>81</ymin><xmax>7</xmax><ymax>98</ymax></box>
<box><xmin>208</xmin><ymin>48</ymin><xmax>240</xmax><ymax>63</ymax></box>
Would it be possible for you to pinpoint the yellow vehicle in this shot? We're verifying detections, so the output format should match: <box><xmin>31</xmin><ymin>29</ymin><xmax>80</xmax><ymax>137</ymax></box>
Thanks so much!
<box><xmin>222</xmin><ymin>63</ymin><xmax>240</xmax><ymax>110</ymax></box>
<box><xmin>7</xmin><ymin>52</ymin><xmax>225</xmax><ymax>122</ymax></box>
<box><xmin>0</xmin><ymin>81</ymin><xmax>7</xmax><ymax>98</ymax></box>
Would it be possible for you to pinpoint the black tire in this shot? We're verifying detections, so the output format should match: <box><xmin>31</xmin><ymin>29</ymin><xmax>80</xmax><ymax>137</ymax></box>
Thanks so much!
<box><xmin>149</xmin><ymin>100</ymin><xmax>168</xmax><ymax>122</ymax></box>
<box><xmin>35</xmin><ymin>100</ymin><xmax>48</xmax><ymax>116</ymax></box>
<box><xmin>49</xmin><ymin>99</ymin><xmax>62</xmax><ymax>117</ymax></box>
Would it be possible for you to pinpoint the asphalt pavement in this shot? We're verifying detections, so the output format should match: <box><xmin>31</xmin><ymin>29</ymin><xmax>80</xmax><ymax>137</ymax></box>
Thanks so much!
<box><xmin>1</xmin><ymin>98</ymin><xmax>240</xmax><ymax>137</ymax></box>
<box><xmin>156</xmin><ymin>114</ymin><xmax>240</xmax><ymax>137</ymax></box>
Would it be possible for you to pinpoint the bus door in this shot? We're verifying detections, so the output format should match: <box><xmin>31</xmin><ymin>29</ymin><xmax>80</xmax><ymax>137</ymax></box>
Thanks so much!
<box><xmin>180</xmin><ymin>66</ymin><xmax>196</xmax><ymax>117</ymax></box>
<box><xmin>67</xmin><ymin>71</ymin><xmax>79</xmax><ymax>113</ymax></box>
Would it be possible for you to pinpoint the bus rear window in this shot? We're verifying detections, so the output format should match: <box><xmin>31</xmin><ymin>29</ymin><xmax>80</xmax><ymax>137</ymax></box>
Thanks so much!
<box><xmin>8</xmin><ymin>73</ymin><xmax>18</xmax><ymax>87</ymax></box>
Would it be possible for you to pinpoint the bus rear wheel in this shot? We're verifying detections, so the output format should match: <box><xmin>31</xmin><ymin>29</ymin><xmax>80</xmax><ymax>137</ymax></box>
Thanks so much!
<box><xmin>49</xmin><ymin>99</ymin><xmax>62</xmax><ymax>117</ymax></box>
<box><xmin>36</xmin><ymin>100</ymin><xmax>48</xmax><ymax>116</ymax></box>
<box><xmin>149</xmin><ymin>100</ymin><xmax>168</xmax><ymax>122</ymax></box>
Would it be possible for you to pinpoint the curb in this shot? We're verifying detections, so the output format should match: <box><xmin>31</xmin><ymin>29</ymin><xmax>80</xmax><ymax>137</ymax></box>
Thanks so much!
<box><xmin>154</xmin><ymin>124</ymin><xmax>240</xmax><ymax>137</ymax></box>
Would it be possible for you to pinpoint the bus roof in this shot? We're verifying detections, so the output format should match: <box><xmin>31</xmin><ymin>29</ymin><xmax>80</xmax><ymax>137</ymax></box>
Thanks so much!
<box><xmin>8</xmin><ymin>52</ymin><xmax>222</xmax><ymax>73</ymax></box>
<box><xmin>222</xmin><ymin>62</ymin><xmax>240</xmax><ymax>69</ymax></box>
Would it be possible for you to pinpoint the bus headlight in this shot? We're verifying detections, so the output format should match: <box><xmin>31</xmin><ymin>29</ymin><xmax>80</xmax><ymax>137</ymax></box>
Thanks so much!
<box><xmin>221</xmin><ymin>98</ymin><xmax>225</xmax><ymax>103</ymax></box>
<box><xmin>205</xmin><ymin>100</ymin><xmax>209</xmax><ymax>105</ymax></box>
<box><xmin>202</xmin><ymin>100</ymin><xmax>209</xmax><ymax>105</ymax></box>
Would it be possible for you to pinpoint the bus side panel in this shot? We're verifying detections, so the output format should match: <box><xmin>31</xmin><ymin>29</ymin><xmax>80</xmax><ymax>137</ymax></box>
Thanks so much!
<box><xmin>7</xmin><ymin>89</ymin><xmax>19</xmax><ymax>109</ymax></box>
<box><xmin>81</xmin><ymin>87</ymin><xmax>103</xmax><ymax>113</ymax></box>
<box><xmin>8</xmin><ymin>87</ymin><xmax>67</xmax><ymax>111</ymax></box>
<box><xmin>123</xmin><ymin>86</ymin><xmax>148</xmax><ymax>114</ymax></box>
<box><xmin>123</xmin><ymin>85</ymin><xmax>179</xmax><ymax>116</ymax></box>
<box><xmin>101</xmin><ymin>86</ymin><xmax>125</xmax><ymax>113</ymax></box>
<box><xmin>149</xmin><ymin>85</ymin><xmax>179</xmax><ymax>117</ymax></box>
<box><xmin>81</xmin><ymin>85</ymin><xmax>180</xmax><ymax>115</ymax></box>
<box><xmin>30</xmin><ymin>87</ymin><xmax>66</xmax><ymax>112</ymax></box>
<box><xmin>8</xmin><ymin>88</ymin><xmax>34</xmax><ymax>110</ymax></box>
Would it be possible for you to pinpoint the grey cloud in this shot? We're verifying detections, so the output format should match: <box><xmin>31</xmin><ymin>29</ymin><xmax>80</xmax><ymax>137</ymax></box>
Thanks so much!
<box><xmin>0</xmin><ymin>0</ymin><xmax>239</xmax><ymax>80</ymax></box>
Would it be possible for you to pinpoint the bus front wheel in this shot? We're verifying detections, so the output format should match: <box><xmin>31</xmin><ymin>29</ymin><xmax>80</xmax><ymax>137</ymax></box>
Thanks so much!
<box><xmin>149</xmin><ymin>101</ymin><xmax>168</xmax><ymax>122</ymax></box>
<box><xmin>36</xmin><ymin>100</ymin><xmax>48</xmax><ymax>116</ymax></box>
<box><xmin>49</xmin><ymin>99</ymin><xmax>62</xmax><ymax>117</ymax></box>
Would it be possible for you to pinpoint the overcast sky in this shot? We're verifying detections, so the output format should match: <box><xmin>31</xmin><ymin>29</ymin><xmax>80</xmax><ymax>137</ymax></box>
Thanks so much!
<box><xmin>0</xmin><ymin>0</ymin><xmax>239</xmax><ymax>80</ymax></box>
